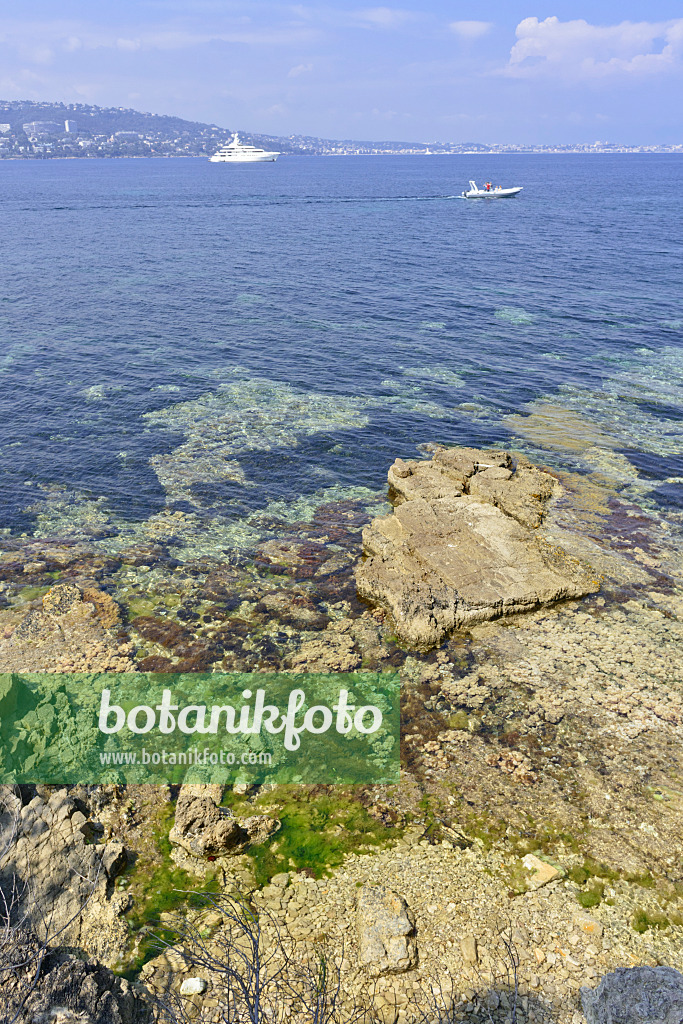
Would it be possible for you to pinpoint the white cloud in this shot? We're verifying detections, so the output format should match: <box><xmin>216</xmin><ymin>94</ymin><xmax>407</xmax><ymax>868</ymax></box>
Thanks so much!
<box><xmin>449</xmin><ymin>21</ymin><xmax>492</xmax><ymax>41</ymax></box>
<box><xmin>354</xmin><ymin>7</ymin><xmax>415</xmax><ymax>30</ymax></box>
<box><xmin>106</xmin><ymin>27</ymin><xmax>318</xmax><ymax>49</ymax></box>
<box><xmin>505</xmin><ymin>16</ymin><xmax>683</xmax><ymax>78</ymax></box>
<box><xmin>116</xmin><ymin>38</ymin><xmax>143</xmax><ymax>52</ymax></box>
<box><xmin>0</xmin><ymin>19</ymin><xmax>318</xmax><ymax>62</ymax></box>
<box><xmin>288</xmin><ymin>62</ymin><xmax>313</xmax><ymax>77</ymax></box>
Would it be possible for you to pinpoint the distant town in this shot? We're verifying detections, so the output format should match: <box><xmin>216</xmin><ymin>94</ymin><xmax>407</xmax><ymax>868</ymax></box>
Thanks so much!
<box><xmin>1</xmin><ymin>100</ymin><xmax>681</xmax><ymax>159</ymax></box>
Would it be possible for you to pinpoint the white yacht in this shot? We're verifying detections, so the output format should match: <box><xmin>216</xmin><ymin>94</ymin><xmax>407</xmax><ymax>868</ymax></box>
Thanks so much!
<box><xmin>209</xmin><ymin>135</ymin><xmax>279</xmax><ymax>163</ymax></box>
<box><xmin>462</xmin><ymin>180</ymin><xmax>523</xmax><ymax>199</ymax></box>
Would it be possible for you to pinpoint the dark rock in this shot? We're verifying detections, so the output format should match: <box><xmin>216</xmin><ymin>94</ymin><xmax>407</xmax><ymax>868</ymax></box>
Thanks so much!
<box><xmin>101</xmin><ymin>841</ymin><xmax>128</xmax><ymax>879</ymax></box>
<box><xmin>0</xmin><ymin>932</ymin><xmax>150</xmax><ymax>1023</ymax></box>
<box><xmin>169</xmin><ymin>784</ymin><xmax>279</xmax><ymax>860</ymax></box>
<box><xmin>136</xmin><ymin>655</ymin><xmax>174</xmax><ymax>673</ymax></box>
<box><xmin>199</xmin><ymin>569</ymin><xmax>242</xmax><ymax>603</ymax></box>
<box><xmin>119</xmin><ymin>544</ymin><xmax>169</xmax><ymax>567</ymax></box>
<box><xmin>581</xmin><ymin>965</ymin><xmax>683</xmax><ymax>1023</ymax></box>
<box><xmin>132</xmin><ymin>616</ymin><xmax>189</xmax><ymax>648</ymax></box>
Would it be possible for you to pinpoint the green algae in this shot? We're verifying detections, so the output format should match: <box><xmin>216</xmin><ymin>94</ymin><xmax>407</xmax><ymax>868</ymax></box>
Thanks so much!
<box><xmin>626</xmin><ymin>871</ymin><xmax>657</xmax><ymax>889</ymax></box>
<box><xmin>126</xmin><ymin>597</ymin><xmax>162</xmax><ymax>619</ymax></box>
<box><xmin>448</xmin><ymin>711</ymin><xmax>469</xmax><ymax>731</ymax></box>
<box><xmin>11</xmin><ymin>585</ymin><xmax>52</xmax><ymax>605</ymax></box>
<box><xmin>118</xmin><ymin>802</ymin><xmax>220</xmax><ymax>977</ymax></box>
<box><xmin>222</xmin><ymin>787</ymin><xmax>401</xmax><ymax>885</ymax></box>
<box><xmin>577</xmin><ymin>891</ymin><xmax>601</xmax><ymax>910</ymax></box>
<box><xmin>632</xmin><ymin>907</ymin><xmax>671</xmax><ymax>933</ymax></box>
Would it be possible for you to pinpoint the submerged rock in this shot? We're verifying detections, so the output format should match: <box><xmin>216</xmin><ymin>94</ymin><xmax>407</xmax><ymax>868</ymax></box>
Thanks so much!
<box><xmin>356</xmin><ymin>446</ymin><xmax>600</xmax><ymax>648</ymax></box>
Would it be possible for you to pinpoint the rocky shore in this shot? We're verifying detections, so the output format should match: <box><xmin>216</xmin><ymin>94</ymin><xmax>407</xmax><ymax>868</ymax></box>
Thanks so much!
<box><xmin>0</xmin><ymin>443</ymin><xmax>682</xmax><ymax>1021</ymax></box>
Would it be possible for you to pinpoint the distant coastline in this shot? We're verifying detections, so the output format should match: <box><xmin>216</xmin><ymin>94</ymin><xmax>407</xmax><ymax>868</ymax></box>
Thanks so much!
<box><xmin>2</xmin><ymin>149</ymin><xmax>682</xmax><ymax>162</ymax></box>
<box><xmin>1</xmin><ymin>98</ymin><xmax>681</xmax><ymax>161</ymax></box>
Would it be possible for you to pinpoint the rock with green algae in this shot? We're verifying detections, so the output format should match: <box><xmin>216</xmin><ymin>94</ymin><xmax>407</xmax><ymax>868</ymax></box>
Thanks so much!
<box><xmin>169</xmin><ymin>784</ymin><xmax>280</xmax><ymax>869</ymax></box>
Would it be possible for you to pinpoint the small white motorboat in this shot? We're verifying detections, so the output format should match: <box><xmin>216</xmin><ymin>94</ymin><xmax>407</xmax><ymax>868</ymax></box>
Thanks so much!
<box><xmin>462</xmin><ymin>180</ymin><xmax>523</xmax><ymax>199</ymax></box>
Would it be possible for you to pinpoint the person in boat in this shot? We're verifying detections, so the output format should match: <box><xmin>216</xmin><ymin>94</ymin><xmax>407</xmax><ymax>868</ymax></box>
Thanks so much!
<box><xmin>485</xmin><ymin>182</ymin><xmax>491</xmax><ymax>191</ymax></box>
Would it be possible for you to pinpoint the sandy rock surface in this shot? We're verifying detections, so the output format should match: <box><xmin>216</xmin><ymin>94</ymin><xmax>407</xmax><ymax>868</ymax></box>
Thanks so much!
<box><xmin>0</xmin><ymin>581</ymin><xmax>134</xmax><ymax>672</ymax></box>
<box><xmin>357</xmin><ymin>447</ymin><xmax>600</xmax><ymax>647</ymax></box>
<box><xmin>0</xmin><ymin>785</ymin><xmax>130</xmax><ymax>966</ymax></box>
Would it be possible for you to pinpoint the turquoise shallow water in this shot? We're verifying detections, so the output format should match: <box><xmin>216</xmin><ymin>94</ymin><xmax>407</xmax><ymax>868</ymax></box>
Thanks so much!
<box><xmin>1</xmin><ymin>153</ymin><xmax>682</xmax><ymax>552</ymax></box>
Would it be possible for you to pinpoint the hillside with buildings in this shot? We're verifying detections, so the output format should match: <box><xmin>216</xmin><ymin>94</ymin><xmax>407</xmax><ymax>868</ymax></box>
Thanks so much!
<box><xmin>0</xmin><ymin>99</ymin><xmax>307</xmax><ymax>159</ymax></box>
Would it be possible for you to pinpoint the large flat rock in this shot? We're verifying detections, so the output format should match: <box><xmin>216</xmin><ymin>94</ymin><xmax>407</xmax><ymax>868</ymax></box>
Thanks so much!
<box><xmin>356</xmin><ymin>446</ymin><xmax>600</xmax><ymax>647</ymax></box>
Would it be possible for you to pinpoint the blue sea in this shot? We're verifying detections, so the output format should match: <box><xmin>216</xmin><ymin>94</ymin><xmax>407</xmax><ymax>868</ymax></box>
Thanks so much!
<box><xmin>1</xmin><ymin>154</ymin><xmax>682</xmax><ymax>557</ymax></box>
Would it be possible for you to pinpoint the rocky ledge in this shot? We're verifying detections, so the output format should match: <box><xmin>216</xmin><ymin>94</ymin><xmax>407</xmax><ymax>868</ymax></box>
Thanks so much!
<box><xmin>356</xmin><ymin>446</ymin><xmax>601</xmax><ymax>647</ymax></box>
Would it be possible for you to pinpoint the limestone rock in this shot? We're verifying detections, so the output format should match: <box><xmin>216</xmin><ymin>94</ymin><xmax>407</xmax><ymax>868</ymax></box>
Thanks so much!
<box><xmin>0</xmin><ymin>583</ymin><xmax>133</xmax><ymax>673</ymax></box>
<box><xmin>460</xmin><ymin>935</ymin><xmax>478</xmax><ymax>963</ymax></box>
<box><xmin>522</xmin><ymin>853</ymin><xmax>561</xmax><ymax>889</ymax></box>
<box><xmin>0</xmin><ymin>786</ymin><xmax>129</xmax><ymax>966</ymax></box>
<box><xmin>0</xmin><ymin>933</ymin><xmax>149</xmax><ymax>1023</ymax></box>
<box><xmin>573</xmin><ymin>913</ymin><xmax>604</xmax><ymax>940</ymax></box>
<box><xmin>357</xmin><ymin>446</ymin><xmax>600</xmax><ymax>648</ymax></box>
<box><xmin>288</xmin><ymin>621</ymin><xmax>361</xmax><ymax>672</ymax></box>
<box><xmin>101</xmin><ymin>841</ymin><xmax>128</xmax><ymax>879</ymax></box>
<box><xmin>388</xmin><ymin>447</ymin><xmax>509</xmax><ymax>505</ymax></box>
<box><xmin>356</xmin><ymin>885</ymin><xmax>417</xmax><ymax>975</ymax></box>
<box><xmin>581</xmin><ymin>965</ymin><xmax>683</xmax><ymax>1023</ymax></box>
<box><xmin>42</xmin><ymin>582</ymin><xmax>84</xmax><ymax>615</ymax></box>
<box><xmin>169</xmin><ymin>784</ymin><xmax>280</xmax><ymax>861</ymax></box>
<box><xmin>468</xmin><ymin>464</ymin><xmax>557</xmax><ymax>529</ymax></box>
<box><xmin>180</xmin><ymin>976</ymin><xmax>208</xmax><ymax>996</ymax></box>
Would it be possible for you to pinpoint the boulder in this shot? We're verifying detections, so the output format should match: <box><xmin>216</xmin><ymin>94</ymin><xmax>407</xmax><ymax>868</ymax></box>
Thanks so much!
<box><xmin>0</xmin><ymin>786</ymin><xmax>130</xmax><ymax>967</ymax></box>
<box><xmin>521</xmin><ymin>853</ymin><xmax>561</xmax><ymax>889</ymax></box>
<box><xmin>0</xmin><ymin>931</ymin><xmax>149</xmax><ymax>1023</ymax></box>
<box><xmin>356</xmin><ymin>885</ymin><xmax>417</xmax><ymax>975</ymax></box>
<box><xmin>357</xmin><ymin>446</ymin><xmax>600</xmax><ymax>648</ymax></box>
<box><xmin>42</xmin><ymin>582</ymin><xmax>83</xmax><ymax>615</ymax></box>
<box><xmin>0</xmin><ymin>583</ymin><xmax>133</xmax><ymax>673</ymax></box>
<box><xmin>180</xmin><ymin>976</ymin><xmax>208</xmax><ymax>996</ymax></box>
<box><xmin>169</xmin><ymin>784</ymin><xmax>279</xmax><ymax>860</ymax></box>
<box><xmin>581</xmin><ymin>965</ymin><xmax>683</xmax><ymax>1023</ymax></box>
<box><xmin>467</xmin><ymin>464</ymin><xmax>557</xmax><ymax>529</ymax></box>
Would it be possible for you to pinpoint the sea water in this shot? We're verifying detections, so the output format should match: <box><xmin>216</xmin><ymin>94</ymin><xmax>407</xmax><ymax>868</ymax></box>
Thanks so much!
<box><xmin>1</xmin><ymin>153</ymin><xmax>681</xmax><ymax>554</ymax></box>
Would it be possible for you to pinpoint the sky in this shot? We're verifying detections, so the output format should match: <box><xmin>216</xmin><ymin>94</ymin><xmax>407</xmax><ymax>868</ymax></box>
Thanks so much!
<box><xmin>1</xmin><ymin>1</ymin><xmax>682</xmax><ymax>144</ymax></box>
